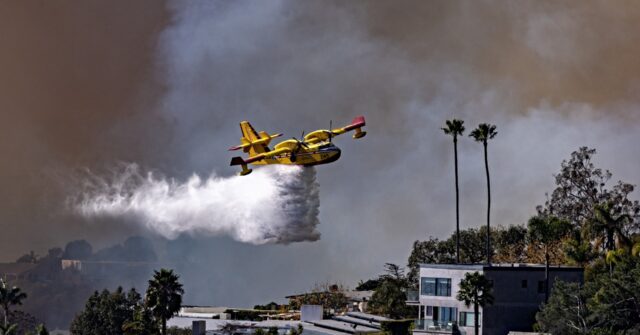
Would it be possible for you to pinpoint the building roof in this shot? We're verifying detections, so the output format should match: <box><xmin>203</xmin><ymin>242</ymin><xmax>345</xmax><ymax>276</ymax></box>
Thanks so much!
<box><xmin>419</xmin><ymin>263</ymin><xmax>583</xmax><ymax>272</ymax></box>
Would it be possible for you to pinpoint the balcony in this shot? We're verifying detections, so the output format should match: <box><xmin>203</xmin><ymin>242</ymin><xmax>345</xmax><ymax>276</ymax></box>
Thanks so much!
<box><xmin>413</xmin><ymin>320</ymin><xmax>465</xmax><ymax>334</ymax></box>
<box><xmin>406</xmin><ymin>290</ymin><xmax>419</xmax><ymax>305</ymax></box>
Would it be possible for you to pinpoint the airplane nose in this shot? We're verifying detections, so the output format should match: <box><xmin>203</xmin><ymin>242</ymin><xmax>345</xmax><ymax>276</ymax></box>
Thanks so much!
<box><xmin>330</xmin><ymin>147</ymin><xmax>341</xmax><ymax>162</ymax></box>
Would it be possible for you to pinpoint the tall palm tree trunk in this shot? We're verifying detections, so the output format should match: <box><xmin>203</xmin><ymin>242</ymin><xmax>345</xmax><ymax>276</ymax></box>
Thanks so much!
<box><xmin>454</xmin><ymin>137</ymin><xmax>461</xmax><ymax>264</ymax></box>
<box><xmin>3</xmin><ymin>303</ymin><xmax>8</xmax><ymax>327</ymax></box>
<box><xmin>607</xmin><ymin>229</ymin><xmax>615</xmax><ymax>252</ymax></box>
<box><xmin>544</xmin><ymin>249</ymin><xmax>550</xmax><ymax>303</ymax></box>
<box><xmin>484</xmin><ymin>142</ymin><xmax>491</xmax><ymax>265</ymax></box>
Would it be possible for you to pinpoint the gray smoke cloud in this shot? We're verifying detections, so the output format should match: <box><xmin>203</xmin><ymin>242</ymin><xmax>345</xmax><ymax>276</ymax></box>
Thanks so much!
<box><xmin>74</xmin><ymin>164</ymin><xmax>320</xmax><ymax>244</ymax></box>
<box><xmin>3</xmin><ymin>0</ymin><xmax>640</xmax><ymax>310</ymax></box>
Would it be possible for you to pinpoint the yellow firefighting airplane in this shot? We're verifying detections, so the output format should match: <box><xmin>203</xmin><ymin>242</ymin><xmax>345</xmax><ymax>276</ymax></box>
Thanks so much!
<box><xmin>229</xmin><ymin>116</ymin><xmax>366</xmax><ymax>175</ymax></box>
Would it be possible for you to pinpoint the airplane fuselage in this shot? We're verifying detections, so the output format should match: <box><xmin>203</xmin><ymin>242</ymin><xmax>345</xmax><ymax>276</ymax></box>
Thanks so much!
<box><xmin>252</xmin><ymin>142</ymin><xmax>341</xmax><ymax>166</ymax></box>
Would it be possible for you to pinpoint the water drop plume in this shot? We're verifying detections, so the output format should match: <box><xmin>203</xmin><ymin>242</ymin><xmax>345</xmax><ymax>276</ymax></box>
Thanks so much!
<box><xmin>73</xmin><ymin>164</ymin><xmax>321</xmax><ymax>244</ymax></box>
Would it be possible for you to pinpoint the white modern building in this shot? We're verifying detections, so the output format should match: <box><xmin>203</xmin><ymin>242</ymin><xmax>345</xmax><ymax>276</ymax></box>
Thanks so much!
<box><xmin>407</xmin><ymin>263</ymin><xmax>583</xmax><ymax>335</ymax></box>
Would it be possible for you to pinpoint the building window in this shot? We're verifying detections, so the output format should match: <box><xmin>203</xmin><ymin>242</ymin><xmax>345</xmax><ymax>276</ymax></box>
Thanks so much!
<box><xmin>425</xmin><ymin>306</ymin><xmax>433</xmax><ymax>316</ymax></box>
<box><xmin>434</xmin><ymin>306</ymin><xmax>457</xmax><ymax>322</ymax></box>
<box><xmin>521</xmin><ymin>280</ymin><xmax>528</xmax><ymax>289</ymax></box>
<box><xmin>420</xmin><ymin>277</ymin><xmax>451</xmax><ymax>296</ymax></box>
<box><xmin>421</xmin><ymin>277</ymin><xmax>436</xmax><ymax>296</ymax></box>
<box><xmin>459</xmin><ymin>312</ymin><xmax>480</xmax><ymax>327</ymax></box>
<box><xmin>538</xmin><ymin>280</ymin><xmax>546</xmax><ymax>293</ymax></box>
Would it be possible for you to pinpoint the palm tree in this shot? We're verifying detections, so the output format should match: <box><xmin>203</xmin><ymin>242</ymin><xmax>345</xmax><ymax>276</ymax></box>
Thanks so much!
<box><xmin>456</xmin><ymin>272</ymin><xmax>494</xmax><ymax>335</ymax></box>
<box><xmin>145</xmin><ymin>269</ymin><xmax>184</xmax><ymax>335</ymax></box>
<box><xmin>527</xmin><ymin>215</ymin><xmax>571</xmax><ymax>302</ymax></box>
<box><xmin>469</xmin><ymin>123</ymin><xmax>498</xmax><ymax>265</ymax></box>
<box><xmin>605</xmin><ymin>248</ymin><xmax>626</xmax><ymax>277</ymax></box>
<box><xmin>0</xmin><ymin>324</ymin><xmax>17</xmax><ymax>335</ymax></box>
<box><xmin>589</xmin><ymin>202</ymin><xmax>632</xmax><ymax>253</ymax></box>
<box><xmin>0</xmin><ymin>279</ymin><xmax>27</xmax><ymax>327</ymax></box>
<box><xmin>442</xmin><ymin>119</ymin><xmax>465</xmax><ymax>264</ymax></box>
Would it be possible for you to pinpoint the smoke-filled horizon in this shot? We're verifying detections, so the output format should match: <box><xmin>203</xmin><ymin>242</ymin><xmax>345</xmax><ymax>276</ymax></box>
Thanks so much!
<box><xmin>2</xmin><ymin>0</ymin><xmax>640</xmax><ymax>308</ymax></box>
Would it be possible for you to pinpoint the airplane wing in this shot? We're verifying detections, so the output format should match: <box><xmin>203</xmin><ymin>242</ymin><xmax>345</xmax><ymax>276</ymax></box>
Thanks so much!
<box><xmin>230</xmin><ymin>147</ymin><xmax>291</xmax><ymax>165</ymax></box>
<box><xmin>304</xmin><ymin>116</ymin><xmax>366</xmax><ymax>143</ymax></box>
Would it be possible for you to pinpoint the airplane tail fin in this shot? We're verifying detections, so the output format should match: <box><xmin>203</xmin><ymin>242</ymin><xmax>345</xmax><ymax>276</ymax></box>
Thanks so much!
<box><xmin>229</xmin><ymin>121</ymin><xmax>282</xmax><ymax>156</ymax></box>
<box><xmin>343</xmin><ymin>115</ymin><xmax>367</xmax><ymax>139</ymax></box>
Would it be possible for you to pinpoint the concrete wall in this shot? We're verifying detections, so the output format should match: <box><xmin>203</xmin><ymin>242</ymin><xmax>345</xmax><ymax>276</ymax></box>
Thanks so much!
<box><xmin>418</xmin><ymin>266</ymin><xmax>483</xmax><ymax>335</ymax></box>
<box><xmin>482</xmin><ymin>267</ymin><xmax>583</xmax><ymax>335</ymax></box>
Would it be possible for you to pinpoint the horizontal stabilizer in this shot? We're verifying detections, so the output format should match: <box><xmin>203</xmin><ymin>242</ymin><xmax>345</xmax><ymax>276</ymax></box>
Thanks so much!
<box><xmin>230</xmin><ymin>157</ymin><xmax>246</xmax><ymax>166</ymax></box>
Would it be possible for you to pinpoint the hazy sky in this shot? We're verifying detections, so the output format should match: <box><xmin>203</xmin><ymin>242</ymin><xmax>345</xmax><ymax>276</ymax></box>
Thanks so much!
<box><xmin>2</xmin><ymin>0</ymin><xmax>640</xmax><ymax>307</ymax></box>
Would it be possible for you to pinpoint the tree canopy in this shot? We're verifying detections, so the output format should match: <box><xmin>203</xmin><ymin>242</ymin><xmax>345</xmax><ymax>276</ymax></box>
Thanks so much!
<box><xmin>368</xmin><ymin>264</ymin><xmax>414</xmax><ymax>319</ymax></box>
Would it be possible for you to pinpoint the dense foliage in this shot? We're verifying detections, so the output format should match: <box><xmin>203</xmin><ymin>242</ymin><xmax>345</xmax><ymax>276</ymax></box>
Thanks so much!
<box><xmin>70</xmin><ymin>287</ymin><xmax>156</xmax><ymax>335</ymax></box>
<box><xmin>530</xmin><ymin>148</ymin><xmax>640</xmax><ymax>334</ymax></box>
<box><xmin>368</xmin><ymin>264</ymin><xmax>415</xmax><ymax>319</ymax></box>
<box><xmin>456</xmin><ymin>272</ymin><xmax>493</xmax><ymax>335</ymax></box>
<box><xmin>0</xmin><ymin>279</ymin><xmax>27</xmax><ymax>328</ymax></box>
<box><xmin>407</xmin><ymin>225</ymin><xmax>528</xmax><ymax>286</ymax></box>
<box><xmin>380</xmin><ymin>319</ymin><xmax>413</xmax><ymax>335</ymax></box>
<box><xmin>70</xmin><ymin>268</ymin><xmax>183</xmax><ymax>335</ymax></box>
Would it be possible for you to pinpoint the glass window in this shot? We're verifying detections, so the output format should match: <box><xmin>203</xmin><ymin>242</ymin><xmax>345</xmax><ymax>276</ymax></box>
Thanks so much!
<box><xmin>437</xmin><ymin>278</ymin><xmax>451</xmax><ymax>296</ymax></box>
<box><xmin>421</xmin><ymin>277</ymin><xmax>452</xmax><ymax>296</ymax></box>
<box><xmin>436</xmin><ymin>307</ymin><xmax>457</xmax><ymax>322</ymax></box>
<box><xmin>459</xmin><ymin>312</ymin><xmax>480</xmax><ymax>327</ymax></box>
<box><xmin>425</xmin><ymin>306</ymin><xmax>433</xmax><ymax>316</ymax></box>
<box><xmin>521</xmin><ymin>280</ymin><xmax>528</xmax><ymax>289</ymax></box>
<box><xmin>421</xmin><ymin>277</ymin><xmax>436</xmax><ymax>296</ymax></box>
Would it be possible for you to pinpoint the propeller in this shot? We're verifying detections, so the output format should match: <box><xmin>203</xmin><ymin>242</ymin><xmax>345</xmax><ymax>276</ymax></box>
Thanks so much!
<box><xmin>329</xmin><ymin>120</ymin><xmax>333</xmax><ymax>143</ymax></box>
<box><xmin>290</xmin><ymin>130</ymin><xmax>308</xmax><ymax>162</ymax></box>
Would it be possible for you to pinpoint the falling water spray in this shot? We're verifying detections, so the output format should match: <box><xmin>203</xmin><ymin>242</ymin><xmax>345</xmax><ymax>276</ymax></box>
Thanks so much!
<box><xmin>72</xmin><ymin>164</ymin><xmax>321</xmax><ymax>244</ymax></box>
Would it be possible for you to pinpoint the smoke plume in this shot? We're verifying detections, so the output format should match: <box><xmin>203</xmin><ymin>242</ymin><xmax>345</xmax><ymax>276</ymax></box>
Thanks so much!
<box><xmin>4</xmin><ymin>0</ymin><xmax>640</xmax><ymax>310</ymax></box>
<box><xmin>73</xmin><ymin>164</ymin><xmax>320</xmax><ymax>244</ymax></box>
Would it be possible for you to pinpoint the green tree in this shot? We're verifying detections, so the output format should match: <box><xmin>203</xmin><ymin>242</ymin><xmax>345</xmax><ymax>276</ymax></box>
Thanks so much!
<box><xmin>527</xmin><ymin>215</ymin><xmax>571</xmax><ymax>302</ymax></box>
<box><xmin>536</xmin><ymin>257</ymin><xmax>640</xmax><ymax>334</ymax></box>
<box><xmin>535</xmin><ymin>280</ymin><xmax>597</xmax><ymax>335</ymax></box>
<box><xmin>408</xmin><ymin>226</ymin><xmax>516</xmax><ymax>285</ymax></box>
<box><xmin>0</xmin><ymin>324</ymin><xmax>17</xmax><ymax>335</ymax></box>
<box><xmin>37</xmin><ymin>324</ymin><xmax>48</xmax><ymax>335</ymax></box>
<box><xmin>469</xmin><ymin>123</ymin><xmax>498</xmax><ymax>265</ymax></box>
<box><xmin>563</xmin><ymin>229</ymin><xmax>597</xmax><ymax>267</ymax></box>
<box><xmin>122</xmin><ymin>305</ymin><xmax>159</xmax><ymax>335</ymax></box>
<box><xmin>493</xmin><ymin>225</ymin><xmax>527</xmax><ymax>263</ymax></box>
<box><xmin>15</xmin><ymin>251</ymin><xmax>38</xmax><ymax>264</ymax></box>
<box><xmin>146</xmin><ymin>269</ymin><xmax>184</xmax><ymax>335</ymax></box>
<box><xmin>368</xmin><ymin>264</ymin><xmax>413</xmax><ymax>319</ymax></box>
<box><xmin>456</xmin><ymin>272</ymin><xmax>494</xmax><ymax>335</ymax></box>
<box><xmin>589</xmin><ymin>259</ymin><xmax>640</xmax><ymax>333</ymax></box>
<box><xmin>70</xmin><ymin>287</ymin><xmax>143</xmax><ymax>335</ymax></box>
<box><xmin>539</xmin><ymin>147</ymin><xmax>640</xmax><ymax>230</ymax></box>
<box><xmin>0</xmin><ymin>279</ymin><xmax>27</xmax><ymax>328</ymax></box>
<box><xmin>355</xmin><ymin>278</ymin><xmax>382</xmax><ymax>291</ymax></box>
<box><xmin>442</xmin><ymin>118</ymin><xmax>465</xmax><ymax>264</ymax></box>
<box><xmin>31</xmin><ymin>324</ymin><xmax>49</xmax><ymax>335</ymax></box>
